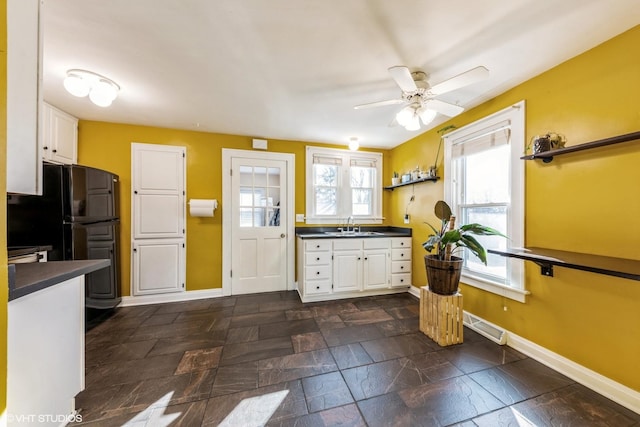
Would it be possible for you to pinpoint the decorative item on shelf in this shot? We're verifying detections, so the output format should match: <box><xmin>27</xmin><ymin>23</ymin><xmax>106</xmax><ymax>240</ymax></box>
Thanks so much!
<box><xmin>411</xmin><ymin>166</ymin><xmax>420</xmax><ymax>181</ymax></box>
<box><xmin>392</xmin><ymin>171</ymin><xmax>400</xmax><ymax>186</ymax></box>
<box><xmin>422</xmin><ymin>200</ymin><xmax>506</xmax><ymax>295</ymax></box>
<box><xmin>401</xmin><ymin>173</ymin><xmax>411</xmax><ymax>183</ymax></box>
<box><xmin>529</xmin><ymin>132</ymin><xmax>567</xmax><ymax>155</ymax></box>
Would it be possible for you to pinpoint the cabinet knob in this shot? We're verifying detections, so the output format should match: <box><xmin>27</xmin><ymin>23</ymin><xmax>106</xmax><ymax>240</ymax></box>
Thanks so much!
<box><xmin>364</xmin><ymin>257</ymin><xmax>368</xmax><ymax>260</ymax></box>
<box><xmin>52</xmin><ymin>149</ymin><xmax>57</xmax><ymax>153</ymax></box>
<box><xmin>43</xmin><ymin>146</ymin><xmax>48</xmax><ymax>150</ymax></box>
<box><xmin>316</xmin><ymin>286</ymin><xmax>320</xmax><ymax>290</ymax></box>
<box><xmin>316</xmin><ymin>257</ymin><xmax>320</xmax><ymax>261</ymax></box>
<box><xmin>401</xmin><ymin>242</ymin><xmax>404</xmax><ymax>246</ymax></box>
<box><xmin>400</xmin><ymin>266</ymin><xmax>404</xmax><ymax>269</ymax></box>
<box><xmin>358</xmin><ymin>257</ymin><xmax>361</xmax><ymax>260</ymax></box>
<box><xmin>400</xmin><ymin>279</ymin><xmax>404</xmax><ymax>283</ymax></box>
<box><xmin>134</xmin><ymin>190</ymin><xmax>138</xmax><ymax>194</ymax></box>
<box><xmin>401</xmin><ymin>253</ymin><xmax>404</xmax><ymax>257</ymax></box>
<box><xmin>316</xmin><ymin>271</ymin><xmax>320</xmax><ymax>275</ymax></box>
<box><xmin>316</xmin><ymin>245</ymin><xmax>320</xmax><ymax>248</ymax></box>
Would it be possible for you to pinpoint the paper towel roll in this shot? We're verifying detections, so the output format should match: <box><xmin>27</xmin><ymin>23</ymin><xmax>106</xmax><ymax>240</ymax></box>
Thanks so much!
<box><xmin>189</xmin><ymin>199</ymin><xmax>217</xmax><ymax>217</ymax></box>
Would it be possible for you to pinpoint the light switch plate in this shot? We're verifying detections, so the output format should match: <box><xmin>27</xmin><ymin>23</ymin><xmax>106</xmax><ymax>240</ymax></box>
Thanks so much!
<box><xmin>404</xmin><ymin>214</ymin><xmax>410</xmax><ymax>224</ymax></box>
<box><xmin>296</xmin><ymin>214</ymin><xmax>305</xmax><ymax>222</ymax></box>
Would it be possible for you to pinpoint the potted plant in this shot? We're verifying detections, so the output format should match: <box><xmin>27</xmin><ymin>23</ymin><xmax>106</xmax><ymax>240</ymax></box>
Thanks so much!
<box><xmin>392</xmin><ymin>171</ymin><xmax>400</xmax><ymax>186</ymax></box>
<box><xmin>422</xmin><ymin>200</ymin><xmax>505</xmax><ymax>295</ymax></box>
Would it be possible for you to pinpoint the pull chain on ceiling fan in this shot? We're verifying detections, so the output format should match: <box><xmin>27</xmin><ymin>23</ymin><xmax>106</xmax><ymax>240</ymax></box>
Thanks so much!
<box><xmin>354</xmin><ymin>65</ymin><xmax>489</xmax><ymax>131</ymax></box>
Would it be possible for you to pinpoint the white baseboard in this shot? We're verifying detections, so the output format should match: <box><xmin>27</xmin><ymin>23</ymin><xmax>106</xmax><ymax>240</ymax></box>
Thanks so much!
<box><xmin>412</xmin><ymin>286</ymin><xmax>640</xmax><ymax>415</ymax></box>
<box><xmin>119</xmin><ymin>288</ymin><xmax>224</xmax><ymax>307</ymax></box>
<box><xmin>507</xmin><ymin>332</ymin><xmax>640</xmax><ymax>415</ymax></box>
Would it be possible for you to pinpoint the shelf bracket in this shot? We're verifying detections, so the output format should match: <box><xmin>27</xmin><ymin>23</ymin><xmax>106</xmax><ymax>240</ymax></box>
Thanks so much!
<box><xmin>534</xmin><ymin>262</ymin><xmax>554</xmax><ymax>277</ymax></box>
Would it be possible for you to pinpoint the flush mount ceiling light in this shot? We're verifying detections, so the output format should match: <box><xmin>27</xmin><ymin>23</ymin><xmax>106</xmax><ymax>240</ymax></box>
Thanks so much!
<box><xmin>63</xmin><ymin>69</ymin><xmax>120</xmax><ymax>107</ymax></box>
<box><xmin>348</xmin><ymin>137</ymin><xmax>359</xmax><ymax>151</ymax></box>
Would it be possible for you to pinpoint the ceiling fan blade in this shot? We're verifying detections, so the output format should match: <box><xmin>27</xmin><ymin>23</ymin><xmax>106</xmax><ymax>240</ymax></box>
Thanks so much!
<box><xmin>426</xmin><ymin>99</ymin><xmax>465</xmax><ymax>117</ymax></box>
<box><xmin>388</xmin><ymin>66</ymin><xmax>417</xmax><ymax>92</ymax></box>
<box><xmin>354</xmin><ymin>99</ymin><xmax>404</xmax><ymax>109</ymax></box>
<box><xmin>430</xmin><ymin>66</ymin><xmax>489</xmax><ymax>96</ymax></box>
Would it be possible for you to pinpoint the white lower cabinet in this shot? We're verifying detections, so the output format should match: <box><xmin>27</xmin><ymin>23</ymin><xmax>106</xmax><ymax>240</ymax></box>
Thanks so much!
<box><xmin>297</xmin><ymin>236</ymin><xmax>410</xmax><ymax>302</ymax></box>
<box><xmin>132</xmin><ymin>239</ymin><xmax>186</xmax><ymax>295</ymax></box>
<box><xmin>391</xmin><ymin>237</ymin><xmax>412</xmax><ymax>288</ymax></box>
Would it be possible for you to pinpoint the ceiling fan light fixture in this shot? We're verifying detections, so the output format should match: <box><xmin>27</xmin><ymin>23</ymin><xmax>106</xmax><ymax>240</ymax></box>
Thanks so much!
<box><xmin>64</xmin><ymin>69</ymin><xmax>120</xmax><ymax>107</ymax></box>
<box><xmin>395</xmin><ymin>105</ymin><xmax>415</xmax><ymax>127</ymax></box>
<box><xmin>404</xmin><ymin>114</ymin><xmax>421</xmax><ymax>131</ymax></box>
<box><xmin>417</xmin><ymin>106</ymin><xmax>437</xmax><ymax>125</ymax></box>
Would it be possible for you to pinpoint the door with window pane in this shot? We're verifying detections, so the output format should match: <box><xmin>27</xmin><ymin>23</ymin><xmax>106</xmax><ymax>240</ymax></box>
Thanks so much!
<box><xmin>231</xmin><ymin>157</ymin><xmax>287</xmax><ymax>294</ymax></box>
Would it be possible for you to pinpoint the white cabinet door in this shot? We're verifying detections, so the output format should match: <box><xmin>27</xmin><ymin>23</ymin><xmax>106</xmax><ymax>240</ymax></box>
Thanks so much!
<box><xmin>132</xmin><ymin>239</ymin><xmax>185</xmax><ymax>295</ymax></box>
<box><xmin>132</xmin><ymin>144</ymin><xmax>186</xmax><ymax>239</ymax></box>
<box><xmin>363</xmin><ymin>249</ymin><xmax>389</xmax><ymax>290</ymax></box>
<box><xmin>333</xmin><ymin>250</ymin><xmax>361</xmax><ymax>293</ymax></box>
<box><xmin>131</xmin><ymin>143</ymin><xmax>186</xmax><ymax>296</ymax></box>
<box><xmin>6</xmin><ymin>0</ymin><xmax>43</xmax><ymax>194</ymax></box>
<box><xmin>42</xmin><ymin>102</ymin><xmax>78</xmax><ymax>164</ymax></box>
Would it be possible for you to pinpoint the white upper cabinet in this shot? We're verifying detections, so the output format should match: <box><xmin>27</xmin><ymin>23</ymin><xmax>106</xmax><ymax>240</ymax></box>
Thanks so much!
<box><xmin>6</xmin><ymin>0</ymin><xmax>44</xmax><ymax>194</ymax></box>
<box><xmin>41</xmin><ymin>102</ymin><xmax>78</xmax><ymax>165</ymax></box>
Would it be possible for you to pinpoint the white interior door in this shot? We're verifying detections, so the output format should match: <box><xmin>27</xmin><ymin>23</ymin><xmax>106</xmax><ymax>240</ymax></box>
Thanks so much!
<box><xmin>228</xmin><ymin>154</ymin><xmax>291</xmax><ymax>295</ymax></box>
<box><xmin>131</xmin><ymin>143</ymin><xmax>186</xmax><ymax>296</ymax></box>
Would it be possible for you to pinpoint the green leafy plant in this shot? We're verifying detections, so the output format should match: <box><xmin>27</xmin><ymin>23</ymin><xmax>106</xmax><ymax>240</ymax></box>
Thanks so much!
<box><xmin>393</xmin><ymin>171</ymin><xmax>399</xmax><ymax>178</ymax></box>
<box><xmin>422</xmin><ymin>200</ymin><xmax>505</xmax><ymax>264</ymax></box>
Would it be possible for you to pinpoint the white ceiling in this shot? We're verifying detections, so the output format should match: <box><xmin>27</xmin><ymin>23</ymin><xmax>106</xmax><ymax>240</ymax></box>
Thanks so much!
<box><xmin>42</xmin><ymin>0</ymin><xmax>640</xmax><ymax>149</ymax></box>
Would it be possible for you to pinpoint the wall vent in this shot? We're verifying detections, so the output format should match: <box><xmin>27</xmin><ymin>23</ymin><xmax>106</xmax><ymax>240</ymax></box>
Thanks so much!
<box><xmin>463</xmin><ymin>312</ymin><xmax>507</xmax><ymax>345</ymax></box>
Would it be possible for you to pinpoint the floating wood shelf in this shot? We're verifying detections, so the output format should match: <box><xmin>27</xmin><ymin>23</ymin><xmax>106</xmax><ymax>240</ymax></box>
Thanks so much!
<box><xmin>489</xmin><ymin>247</ymin><xmax>640</xmax><ymax>281</ymax></box>
<box><xmin>384</xmin><ymin>176</ymin><xmax>439</xmax><ymax>190</ymax></box>
<box><xmin>520</xmin><ymin>131</ymin><xmax>640</xmax><ymax>163</ymax></box>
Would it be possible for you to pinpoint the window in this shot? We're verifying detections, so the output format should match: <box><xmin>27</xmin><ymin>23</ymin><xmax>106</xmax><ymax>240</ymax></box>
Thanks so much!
<box><xmin>306</xmin><ymin>146</ymin><xmax>382</xmax><ymax>224</ymax></box>
<box><xmin>444</xmin><ymin>101</ymin><xmax>527</xmax><ymax>302</ymax></box>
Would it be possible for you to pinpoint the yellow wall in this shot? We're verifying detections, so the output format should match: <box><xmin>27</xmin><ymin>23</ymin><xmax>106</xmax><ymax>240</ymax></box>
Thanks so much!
<box><xmin>77</xmin><ymin>123</ymin><xmax>389</xmax><ymax>296</ymax></box>
<box><xmin>1</xmin><ymin>0</ymin><xmax>8</xmax><ymax>415</ymax></box>
<box><xmin>389</xmin><ymin>25</ymin><xmax>640</xmax><ymax>391</ymax></box>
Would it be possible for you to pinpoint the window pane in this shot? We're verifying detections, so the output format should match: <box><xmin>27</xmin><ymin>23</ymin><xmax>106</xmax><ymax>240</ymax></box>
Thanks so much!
<box><xmin>462</xmin><ymin>206</ymin><xmax>507</xmax><ymax>279</ymax></box>
<box><xmin>239</xmin><ymin>187</ymin><xmax>253</xmax><ymax>207</ymax></box>
<box><xmin>314</xmin><ymin>164</ymin><xmax>338</xmax><ymax>186</ymax></box>
<box><xmin>351</xmin><ymin>167</ymin><xmax>373</xmax><ymax>188</ymax></box>
<box><xmin>254</xmin><ymin>167</ymin><xmax>267</xmax><ymax>186</ymax></box>
<box><xmin>352</xmin><ymin>189</ymin><xmax>371</xmax><ymax>215</ymax></box>
<box><xmin>268</xmin><ymin>187</ymin><xmax>280</xmax><ymax>206</ymax></box>
<box><xmin>268</xmin><ymin>207</ymin><xmax>280</xmax><ymax>226</ymax></box>
<box><xmin>253</xmin><ymin>208</ymin><xmax>266</xmax><ymax>227</ymax></box>
<box><xmin>239</xmin><ymin>166</ymin><xmax>253</xmax><ymax>186</ymax></box>
<box><xmin>253</xmin><ymin>187</ymin><xmax>266</xmax><ymax>206</ymax></box>
<box><xmin>268</xmin><ymin>167</ymin><xmax>280</xmax><ymax>186</ymax></box>
<box><xmin>315</xmin><ymin>188</ymin><xmax>337</xmax><ymax>215</ymax></box>
<box><xmin>239</xmin><ymin>208</ymin><xmax>253</xmax><ymax>227</ymax></box>
<box><xmin>463</xmin><ymin>145</ymin><xmax>509</xmax><ymax>204</ymax></box>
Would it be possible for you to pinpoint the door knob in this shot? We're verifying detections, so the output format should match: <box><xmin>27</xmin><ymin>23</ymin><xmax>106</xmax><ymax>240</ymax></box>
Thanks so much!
<box><xmin>280</xmin><ymin>233</ymin><xmax>286</xmax><ymax>238</ymax></box>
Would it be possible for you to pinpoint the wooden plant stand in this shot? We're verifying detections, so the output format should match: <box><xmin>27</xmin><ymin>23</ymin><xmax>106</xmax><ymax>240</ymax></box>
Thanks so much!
<box><xmin>419</xmin><ymin>286</ymin><xmax>463</xmax><ymax>346</ymax></box>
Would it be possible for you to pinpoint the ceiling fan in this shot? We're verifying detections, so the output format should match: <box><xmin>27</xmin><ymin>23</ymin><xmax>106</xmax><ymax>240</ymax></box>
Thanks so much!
<box><xmin>354</xmin><ymin>65</ymin><xmax>489</xmax><ymax>131</ymax></box>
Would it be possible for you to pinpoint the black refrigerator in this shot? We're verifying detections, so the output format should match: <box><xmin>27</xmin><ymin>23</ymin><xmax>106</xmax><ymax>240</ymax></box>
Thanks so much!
<box><xmin>7</xmin><ymin>163</ymin><xmax>121</xmax><ymax>310</ymax></box>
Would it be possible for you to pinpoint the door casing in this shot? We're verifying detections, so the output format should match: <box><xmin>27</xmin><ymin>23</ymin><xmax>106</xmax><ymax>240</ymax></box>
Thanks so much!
<box><xmin>222</xmin><ymin>149</ymin><xmax>295</xmax><ymax>296</ymax></box>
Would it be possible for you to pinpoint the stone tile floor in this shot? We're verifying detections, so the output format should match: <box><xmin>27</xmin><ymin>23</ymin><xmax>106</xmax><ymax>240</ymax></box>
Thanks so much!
<box><xmin>76</xmin><ymin>291</ymin><xmax>640</xmax><ymax>426</ymax></box>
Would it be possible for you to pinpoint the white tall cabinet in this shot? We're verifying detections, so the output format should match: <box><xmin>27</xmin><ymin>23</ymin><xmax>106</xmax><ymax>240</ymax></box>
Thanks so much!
<box><xmin>6</xmin><ymin>0</ymin><xmax>44</xmax><ymax>195</ymax></box>
<box><xmin>131</xmin><ymin>143</ymin><xmax>186</xmax><ymax>296</ymax></box>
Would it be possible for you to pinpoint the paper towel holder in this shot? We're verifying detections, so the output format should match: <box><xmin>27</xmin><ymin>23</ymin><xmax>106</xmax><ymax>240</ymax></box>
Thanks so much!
<box><xmin>188</xmin><ymin>199</ymin><xmax>218</xmax><ymax>217</ymax></box>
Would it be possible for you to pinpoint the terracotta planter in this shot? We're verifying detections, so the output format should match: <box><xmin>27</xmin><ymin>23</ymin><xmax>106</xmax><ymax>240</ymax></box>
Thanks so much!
<box><xmin>424</xmin><ymin>255</ymin><xmax>463</xmax><ymax>295</ymax></box>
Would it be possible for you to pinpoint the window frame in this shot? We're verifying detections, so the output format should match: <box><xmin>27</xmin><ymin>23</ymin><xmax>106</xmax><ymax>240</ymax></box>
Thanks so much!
<box><xmin>305</xmin><ymin>146</ymin><xmax>383</xmax><ymax>225</ymax></box>
<box><xmin>443</xmin><ymin>100</ymin><xmax>528</xmax><ymax>302</ymax></box>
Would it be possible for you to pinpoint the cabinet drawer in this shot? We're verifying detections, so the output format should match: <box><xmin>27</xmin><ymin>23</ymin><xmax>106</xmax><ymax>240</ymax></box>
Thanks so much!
<box><xmin>391</xmin><ymin>260</ymin><xmax>411</xmax><ymax>274</ymax></box>
<box><xmin>391</xmin><ymin>248</ymin><xmax>411</xmax><ymax>261</ymax></box>
<box><xmin>305</xmin><ymin>240</ymin><xmax>331</xmax><ymax>252</ymax></box>
<box><xmin>333</xmin><ymin>239</ymin><xmax>362</xmax><ymax>250</ymax></box>
<box><xmin>305</xmin><ymin>265</ymin><xmax>331</xmax><ymax>280</ymax></box>
<box><xmin>305</xmin><ymin>252</ymin><xmax>331</xmax><ymax>265</ymax></box>
<box><xmin>392</xmin><ymin>238</ymin><xmax>412</xmax><ymax>249</ymax></box>
<box><xmin>363</xmin><ymin>238</ymin><xmax>390</xmax><ymax>250</ymax></box>
<box><xmin>305</xmin><ymin>280</ymin><xmax>331</xmax><ymax>295</ymax></box>
<box><xmin>391</xmin><ymin>273</ymin><xmax>411</xmax><ymax>287</ymax></box>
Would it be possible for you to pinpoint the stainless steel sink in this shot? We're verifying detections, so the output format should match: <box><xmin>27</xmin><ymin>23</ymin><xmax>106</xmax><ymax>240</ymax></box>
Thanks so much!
<box><xmin>323</xmin><ymin>231</ymin><xmax>385</xmax><ymax>237</ymax></box>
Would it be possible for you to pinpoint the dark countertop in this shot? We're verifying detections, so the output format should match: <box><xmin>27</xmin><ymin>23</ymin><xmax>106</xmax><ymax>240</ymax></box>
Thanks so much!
<box><xmin>8</xmin><ymin>259</ymin><xmax>110</xmax><ymax>301</ymax></box>
<box><xmin>296</xmin><ymin>226</ymin><xmax>412</xmax><ymax>239</ymax></box>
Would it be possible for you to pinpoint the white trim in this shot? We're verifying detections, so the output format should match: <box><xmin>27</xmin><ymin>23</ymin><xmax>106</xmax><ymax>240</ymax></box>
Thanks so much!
<box><xmin>508</xmin><ymin>332</ymin><xmax>640</xmax><ymax>415</ymax></box>
<box><xmin>221</xmin><ymin>149</ymin><xmax>296</xmax><ymax>297</ymax></box>
<box><xmin>408</xmin><ymin>285</ymin><xmax>421</xmax><ymax>299</ymax></box>
<box><xmin>443</xmin><ymin>101</ymin><xmax>526</xmax><ymax>302</ymax></box>
<box><xmin>119</xmin><ymin>288</ymin><xmax>224</xmax><ymax>307</ymax></box>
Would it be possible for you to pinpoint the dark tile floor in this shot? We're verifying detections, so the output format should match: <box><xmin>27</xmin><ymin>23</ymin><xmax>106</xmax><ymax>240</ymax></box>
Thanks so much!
<box><xmin>76</xmin><ymin>292</ymin><xmax>640</xmax><ymax>426</ymax></box>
